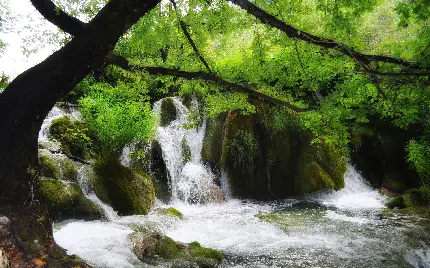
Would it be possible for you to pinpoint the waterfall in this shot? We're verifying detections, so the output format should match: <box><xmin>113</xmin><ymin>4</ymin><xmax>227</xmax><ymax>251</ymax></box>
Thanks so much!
<box><xmin>306</xmin><ymin>165</ymin><xmax>385</xmax><ymax>209</ymax></box>
<box><xmin>153</xmin><ymin>97</ymin><xmax>224</xmax><ymax>203</ymax></box>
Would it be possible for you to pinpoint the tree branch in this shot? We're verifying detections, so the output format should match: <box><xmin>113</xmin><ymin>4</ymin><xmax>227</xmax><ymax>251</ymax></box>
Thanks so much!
<box><xmin>30</xmin><ymin>0</ymin><xmax>86</xmax><ymax>36</ymax></box>
<box><xmin>109</xmin><ymin>55</ymin><xmax>312</xmax><ymax>112</ymax></box>
<box><xmin>169</xmin><ymin>0</ymin><xmax>212</xmax><ymax>73</ymax></box>
<box><xmin>228</xmin><ymin>0</ymin><xmax>430</xmax><ymax>75</ymax></box>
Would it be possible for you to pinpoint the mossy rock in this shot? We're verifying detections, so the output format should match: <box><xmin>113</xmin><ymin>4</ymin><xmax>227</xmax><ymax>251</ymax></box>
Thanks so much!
<box><xmin>130</xmin><ymin>231</ymin><xmax>223</xmax><ymax>267</ymax></box>
<box><xmin>92</xmin><ymin>160</ymin><xmax>155</xmax><ymax>215</ymax></box>
<box><xmin>155</xmin><ymin>236</ymin><xmax>180</xmax><ymax>259</ymax></box>
<box><xmin>150</xmin><ymin>140</ymin><xmax>171</xmax><ymax>202</ymax></box>
<box><xmin>158</xmin><ymin>207</ymin><xmax>183</xmax><ymax>218</ymax></box>
<box><xmin>39</xmin><ymin>154</ymin><xmax>61</xmax><ymax>180</ymax></box>
<box><xmin>382</xmin><ymin>173</ymin><xmax>408</xmax><ymax>194</ymax></box>
<box><xmin>49</xmin><ymin>116</ymin><xmax>93</xmax><ymax>159</ymax></box>
<box><xmin>160</xmin><ymin>97</ymin><xmax>177</xmax><ymax>127</ymax></box>
<box><xmin>220</xmin><ymin>104</ymin><xmax>346</xmax><ymax>198</ymax></box>
<box><xmin>386</xmin><ymin>186</ymin><xmax>430</xmax><ymax>211</ymax></box>
<box><xmin>202</xmin><ymin>113</ymin><xmax>227</xmax><ymax>173</ymax></box>
<box><xmin>39</xmin><ymin>179</ymin><xmax>103</xmax><ymax>220</ymax></box>
<box><xmin>386</xmin><ymin>196</ymin><xmax>406</xmax><ymax>209</ymax></box>
<box><xmin>59</xmin><ymin>157</ymin><xmax>78</xmax><ymax>182</ymax></box>
<box><xmin>181</xmin><ymin>138</ymin><xmax>192</xmax><ymax>164</ymax></box>
<box><xmin>188</xmin><ymin>242</ymin><xmax>223</xmax><ymax>262</ymax></box>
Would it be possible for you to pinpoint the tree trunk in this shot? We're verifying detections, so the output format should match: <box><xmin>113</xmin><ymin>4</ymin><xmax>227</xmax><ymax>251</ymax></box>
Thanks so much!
<box><xmin>0</xmin><ymin>0</ymin><xmax>159</xmax><ymax>265</ymax></box>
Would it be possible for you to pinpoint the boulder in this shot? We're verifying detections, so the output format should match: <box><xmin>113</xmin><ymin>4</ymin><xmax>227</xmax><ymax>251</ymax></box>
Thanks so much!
<box><xmin>202</xmin><ymin>102</ymin><xmax>347</xmax><ymax>199</ymax></box>
<box><xmin>92</xmin><ymin>160</ymin><xmax>155</xmax><ymax>215</ymax></box>
<box><xmin>129</xmin><ymin>229</ymin><xmax>222</xmax><ymax>268</ymax></box>
<box><xmin>160</xmin><ymin>97</ymin><xmax>177</xmax><ymax>127</ymax></box>
<box><xmin>39</xmin><ymin>179</ymin><xmax>103</xmax><ymax>220</ymax></box>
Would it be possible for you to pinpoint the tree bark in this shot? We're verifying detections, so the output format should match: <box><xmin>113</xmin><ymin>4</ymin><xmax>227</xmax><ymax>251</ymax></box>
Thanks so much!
<box><xmin>0</xmin><ymin>0</ymin><xmax>159</xmax><ymax>265</ymax></box>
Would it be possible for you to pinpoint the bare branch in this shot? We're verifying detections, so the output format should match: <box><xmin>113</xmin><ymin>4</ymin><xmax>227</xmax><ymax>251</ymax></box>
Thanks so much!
<box><xmin>108</xmin><ymin>55</ymin><xmax>312</xmax><ymax>112</ymax></box>
<box><xmin>30</xmin><ymin>0</ymin><xmax>86</xmax><ymax>36</ymax></box>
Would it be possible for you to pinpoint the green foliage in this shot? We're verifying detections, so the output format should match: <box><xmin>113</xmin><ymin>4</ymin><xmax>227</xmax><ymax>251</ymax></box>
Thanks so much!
<box><xmin>50</xmin><ymin>116</ymin><xmax>94</xmax><ymax>159</ymax></box>
<box><xmin>79</xmin><ymin>82</ymin><xmax>155</xmax><ymax>160</ymax></box>
<box><xmin>0</xmin><ymin>73</ymin><xmax>9</xmax><ymax>93</ymax></box>
<box><xmin>406</xmin><ymin>139</ymin><xmax>430</xmax><ymax>184</ymax></box>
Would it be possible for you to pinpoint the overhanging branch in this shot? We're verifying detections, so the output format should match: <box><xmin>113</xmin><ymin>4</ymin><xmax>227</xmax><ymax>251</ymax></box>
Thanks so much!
<box><xmin>30</xmin><ymin>0</ymin><xmax>86</xmax><ymax>36</ymax></box>
<box><xmin>228</xmin><ymin>0</ymin><xmax>430</xmax><ymax>76</ymax></box>
<box><xmin>108</xmin><ymin>55</ymin><xmax>312</xmax><ymax>112</ymax></box>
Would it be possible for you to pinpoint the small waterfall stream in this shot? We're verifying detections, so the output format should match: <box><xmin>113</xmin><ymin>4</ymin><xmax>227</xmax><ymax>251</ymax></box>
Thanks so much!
<box><xmin>152</xmin><ymin>97</ymin><xmax>224</xmax><ymax>203</ymax></box>
<box><xmin>42</xmin><ymin>103</ymin><xmax>430</xmax><ymax>268</ymax></box>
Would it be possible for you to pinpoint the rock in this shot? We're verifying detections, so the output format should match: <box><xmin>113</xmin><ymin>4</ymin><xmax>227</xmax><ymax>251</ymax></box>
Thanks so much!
<box><xmin>158</xmin><ymin>207</ymin><xmax>183</xmax><ymax>218</ymax></box>
<box><xmin>181</xmin><ymin>137</ymin><xmax>192</xmax><ymax>164</ymax></box>
<box><xmin>92</xmin><ymin>159</ymin><xmax>155</xmax><ymax>215</ymax></box>
<box><xmin>204</xmin><ymin>184</ymin><xmax>225</xmax><ymax>203</ymax></box>
<box><xmin>39</xmin><ymin>153</ymin><xmax>61</xmax><ymax>180</ymax></box>
<box><xmin>49</xmin><ymin>116</ymin><xmax>93</xmax><ymax>159</ymax></box>
<box><xmin>129</xmin><ymin>230</ymin><xmax>223</xmax><ymax>268</ymax></box>
<box><xmin>386</xmin><ymin>186</ymin><xmax>430</xmax><ymax>212</ymax></box>
<box><xmin>160</xmin><ymin>97</ymin><xmax>177</xmax><ymax>127</ymax></box>
<box><xmin>39</xmin><ymin>179</ymin><xmax>103</xmax><ymax>220</ymax></box>
<box><xmin>202</xmin><ymin>101</ymin><xmax>347</xmax><ymax>199</ymax></box>
<box><xmin>350</xmin><ymin>123</ymin><xmax>420</xmax><ymax>191</ymax></box>
<box><xmin>150</xmin><ymin>140</ymin><xmax>171</xmax><ymax>202</ymax></box>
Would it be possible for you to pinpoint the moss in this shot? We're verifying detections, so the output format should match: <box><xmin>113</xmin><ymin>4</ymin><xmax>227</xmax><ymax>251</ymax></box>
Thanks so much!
<box><xmin>160</xmin><ymin>97</ymin><xmax>177</xmax><ymax>127</ymax></box>
<box><xmin>39</xmin><ymin>179</ymin><xmax>103</xmax><ymax>220</ymax></box>
<box><xmin>59</xmin><ymin>158</ymin><xmax>78</xmax><ymax>182</ymax></box>
<box><xmin>295</xmin><ymin>139</ymin><xmax>346</xmax><ymax>194</ymax></box>
<box><xmin>201</xmin><ymin>113</ymin><xmax>227</xmax><ymax>173</ymax></box>
<box><xmin>386</xmin><ymin>187</ymin><xmax>430</xmax><ymax>212</ymax></box>
<box><xmin>92</xmin><ymin>160</ymin><xmax>155</xmax><ymax>215</ymax></box>
<box><xmin>49</xmin><ymin>116</ymin><xmax>93</xmax><ymax>159</ymax></box>
<box><xmin>181</xmin><ymin>138</ymin><xmax>191</xmax><ymax>164</ymax></box>
<box><xmin>155</xmin><ymin>237</ymin><xmax>180</xmax><ymax>259</ymax></box>
<box><xmin>386</xmin><ymin>196</ymin><xmax>406</xmax><ymax>209</ymax></box>
<box><xmin>159</xmin><ymin>207</ymin><xmax>183</xmax><ymax>218</ymax></box>
<box><xmin>39</xmin><ymin>154</ymin><xmax>61</xmax><ymax>180</ymax></box>
<box><xmin>188</xmin><ymin>242</ymin><xmax>223</xmax><ymax>262</ymax></box>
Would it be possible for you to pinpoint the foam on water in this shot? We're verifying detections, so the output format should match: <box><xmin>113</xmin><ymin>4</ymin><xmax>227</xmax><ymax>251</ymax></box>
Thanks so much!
<box><xmin>152</xmin><ymin>97</ymin><xmax>221</xmax><ymax>203</ymax></box>
<box><xmin>307</xmin><ymin>166</ymin><xmax>385</xmax><ymax>209</ymax></box>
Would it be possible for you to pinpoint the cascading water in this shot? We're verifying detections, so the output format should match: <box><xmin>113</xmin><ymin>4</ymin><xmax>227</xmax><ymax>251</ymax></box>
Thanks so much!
<box><xmin>152</xmin><ymin>97</ymin><xmax>224</xmax><ymax>203</ymax></box>
<box><xmin>48</xmin><ymin>101</ymin><xmax>430</xmax><ymax>268</ymax></box>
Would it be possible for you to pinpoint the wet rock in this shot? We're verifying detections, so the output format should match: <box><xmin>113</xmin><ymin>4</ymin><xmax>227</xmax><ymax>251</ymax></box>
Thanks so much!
<box><xmin>160</xmin><ymin>97</ymin><xmax>177</xmax><ymax>127</ymax></box>
<box><xmin>129</xmin><ymin>230</ymin><xmax>223</xmax><ymax>267</ymax></box>
<box><xmin>92</xmin><ymin>159</ymin><xmax>155</xmax><ymax>215</ymax></box>
<box><xmin>203</xmin><ymin>101</ymin><xmax>346</xmax><ymax>199</ymax></box>
<box><xmin>39</xmin><ymin>179</ymin><xmax>103</xmax><ymax>220</ymax></box>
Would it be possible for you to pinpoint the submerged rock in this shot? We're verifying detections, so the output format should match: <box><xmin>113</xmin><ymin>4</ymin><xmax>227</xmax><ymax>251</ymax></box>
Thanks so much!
<box><xmin>39</xmin><ymin>179</ymin><xmax>103</xmax><ymax>220</ymax></box>
<box><xmin>158</xmin><ymin>207</ymin><xmax>184</xmax><ymax>218</ymax></box>
<box><xmin>129</xmin><ymin>229</ymin><xmax>223</xmax><ymax>268</ymax></box>
<box><xmin>386</xmin><ymin>186</ymin><xmax>430</xmax><ymax>212</ymax></box>
<box><xmin>92</xmin><ymin>160</ymin><xmax>155</xmax><ymax>215</ymax></box>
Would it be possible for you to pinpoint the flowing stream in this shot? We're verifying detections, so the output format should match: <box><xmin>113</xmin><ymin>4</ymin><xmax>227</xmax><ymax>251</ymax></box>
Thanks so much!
<box><xmin>45</xmin><ymin>102</ymin><xmax>430</xmax><ymax>268</ymax></box>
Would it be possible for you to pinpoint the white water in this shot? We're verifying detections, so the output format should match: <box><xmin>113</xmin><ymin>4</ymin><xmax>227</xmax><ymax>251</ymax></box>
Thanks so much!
<box><xmin>152</xmin><ymin>97</ymin><xmax>222</xmax><ymax>203</ymax></box>
<box><xmin>38</xmin><ymin>105</ymin><xmax>81</xmax><ymax>150</ymax></box>
<box><xmin>306</xmin><ymin>167</ymin><xmax>386</xmax><ymax>209</ymax></box>
<box><xmin>47</xmin><ymin>101</ymin><xmax>430</xmax><ymax>268</ymax></box>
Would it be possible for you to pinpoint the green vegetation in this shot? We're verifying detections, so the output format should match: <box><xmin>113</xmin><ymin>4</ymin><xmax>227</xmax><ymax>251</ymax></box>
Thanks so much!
<box><xmin>386</xmin><ymin>186</ymin><xmax>430</xmax><ymax>211</ymax></box>
<box><xmin>92</xmin><ymin>159</ymin><xmax>155</xmax><ymax>215</ymax></box>
<box><xmin>39</xmin><ymin>179</ymin><xmax>103</xmax><ymax>220</ymax></box>
<box><xmin>79</xmin><ymin>82</ymin><xmax>155</xmax><ymax>161</ymax></box>
<box><xmin>188</xmin><ymin>242</ymin><xmax>223</xmax><ymax>262</ymax></box>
